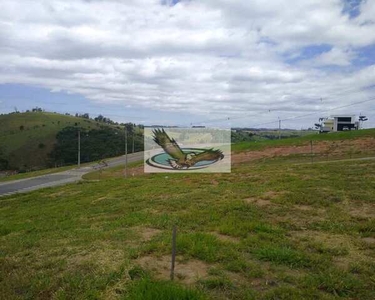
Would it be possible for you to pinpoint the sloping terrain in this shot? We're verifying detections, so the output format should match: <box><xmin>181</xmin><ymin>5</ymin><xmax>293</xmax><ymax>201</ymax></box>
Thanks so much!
<box><xmin>1</xmin><ymin>130</ymin><xmax>375</xmax><ymax>299</ymax></box>
<box><xmin>0</xmin><ymin>112</ymin><xmax>117</xmax><ymax>170</ymax></box>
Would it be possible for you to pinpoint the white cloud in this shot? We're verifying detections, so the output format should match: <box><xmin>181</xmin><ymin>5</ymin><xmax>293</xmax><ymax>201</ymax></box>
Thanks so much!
<box><xmin>0</xmin><ymin>0</ymin><xmax>375</xmax><ymax>127</ymax></box>
<box><xmin>300</xmin><ymin>47</ymin><xmax>356</xmax><ymax>66</ymax></box>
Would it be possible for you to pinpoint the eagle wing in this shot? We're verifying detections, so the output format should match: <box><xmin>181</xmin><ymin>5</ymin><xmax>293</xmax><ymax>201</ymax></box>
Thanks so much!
<box><xmin>190</xmin><ymin>149</ymin><xmax>224</xmax><ymax>164</ymax></box>
<box><xmin>152</xmin><ymin>128</ymin><xmax>185</xmax><ymax>160</ymax></box>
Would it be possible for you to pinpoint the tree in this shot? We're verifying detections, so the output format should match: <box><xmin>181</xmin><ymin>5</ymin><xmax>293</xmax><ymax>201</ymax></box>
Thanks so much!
<box><xmin>0</xmin><ymin>147</ymin><xmax>9</xmax><ymax>170</ymax></box>
<box><xmin>95</xmin><ymin>114</ymin><xmax>104</xmax><ymax>122</ymax></box>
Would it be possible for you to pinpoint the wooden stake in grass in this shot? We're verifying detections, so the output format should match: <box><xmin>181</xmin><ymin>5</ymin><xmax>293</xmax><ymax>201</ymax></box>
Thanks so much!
<box><xmin>170</xmin><ymin>225</ymin><xmax>177</xmax><ymax>281</ymax></box>
<box><xmin>310</xmin><ymin>140</ymin><xmax>314</xmax><ymax>164</ymax></box>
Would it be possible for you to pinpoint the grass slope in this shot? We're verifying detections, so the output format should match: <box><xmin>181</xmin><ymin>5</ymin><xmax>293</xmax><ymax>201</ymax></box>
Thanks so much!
<box><xmin>1</xmin><ymin>137</ymin><xmax>375</xmax><ymax>299</ymax></box>
<box><xmin>233</xmin><ymin>128</ymin><xmax>375</xmax><ymax>152</ymax></box>
<box><xmin>0</xmin><ymin>112</ymin><xmax>115</xmax><ymax>170</ymax></box>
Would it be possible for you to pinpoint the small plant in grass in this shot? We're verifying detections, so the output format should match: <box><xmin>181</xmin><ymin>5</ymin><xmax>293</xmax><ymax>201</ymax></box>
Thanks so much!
<box><xmin>207</xmin><ymin>267</ymin><xmax>225</xmax><ymax>277</ymax></box>
<box><xmin>306</xmin><ymin>241</ymin><xmax>349</xmax><ymax>256</ymax></box>
<box><xmin>262</xmin><ymin>286</ymin><xmax>307</xmax><ymax>300</ymax></box>
<box><xmin>349</xmin><ymin>261</ymin><xmax>375</xmax><ymax>276</ymax></box>
<box><xmin>224</xmin><ymin>260</ymin><xmax>264</xmax><ymax>278</ymax></box>
<box><xmin>176</xmin><ymin>232</ymin><xmax>239</xmax><ymax>263</ymax></box>
<box><xmin>304</xmin><ymin>268</ymin><xmax>363</xmax><ymax>297</ymax></box>
<box><xmin>198</xmin><ymin>277</ymin><xmax>233</xmax><ymax>291</ymax></box>
<box><xmin>254</xmin><ymin>246</ymin><xmax>312</xmax><ymax>268</ymax></box>
<box><xmin>356</xmin><ymin>219</ymin><xmax>375</xmax><ymax>237</ymax></box>
<box><xmin>128</xmin><ymin>266</ymin><xmax>148</xmax><ymax>280</ymax></box>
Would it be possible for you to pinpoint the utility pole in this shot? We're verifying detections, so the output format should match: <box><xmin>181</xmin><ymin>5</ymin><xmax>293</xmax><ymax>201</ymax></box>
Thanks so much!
<box><xmin>132</xmin><ymin>133</ymin><xmax>135</xmax><ymax>153</ymax></box>
<box><xmin>278</xmin><ymin>117</ymin><xmax>281</xmax><ymax>140</ymax></box>
<box><xmin>170</xmin><ymin>225</ymin><xmax>177</xmax><ymax>281</ymax></box>
<box><xmin>124</xmin><ymin>126</ymin><xmax>128</xmax><ymax>178</ymax></box>
<box><xmin>78</xmin><ymin>130</ymin><xmax>81</xmax><ymax>168</ymax></box>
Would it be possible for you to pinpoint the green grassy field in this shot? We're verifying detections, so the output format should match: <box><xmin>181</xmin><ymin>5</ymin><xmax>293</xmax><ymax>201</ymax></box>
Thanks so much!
<box><xmin>232</xmin><ymin>128</ymin><xmax>375</xmax><ymax>152</ymax></box>
<box><xmin>82</xmin><ymin>161</ymin><xmax>144</xmax><ymax>181</ymax></box>
<box><xmin>0</xmin><ymin>112</ymin><xmax>116</xmax><ymax>170</ymax></box>
<box><xmin>1</xmin><ymin>133</ymin><xmax>375</xmax><ymax>299</ymax></box>
<box><xmin>234</xmin><ymin>129</ymin><xmax>316</xmax><ymax>143</ymax></box>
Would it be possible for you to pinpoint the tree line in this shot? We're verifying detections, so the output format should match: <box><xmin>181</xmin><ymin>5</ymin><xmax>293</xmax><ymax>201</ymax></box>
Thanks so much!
<box><xmin>49</xmin><ymin>125</ymin><xmax>143</xmax><ymax>166</ymax></box>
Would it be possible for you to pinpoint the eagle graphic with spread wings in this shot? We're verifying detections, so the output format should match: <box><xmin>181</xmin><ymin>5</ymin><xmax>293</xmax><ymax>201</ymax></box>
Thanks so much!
<box><xmin>152</xmin><ymin>128</ymin><xmax>224</xmax><ymax>169</ymax></box>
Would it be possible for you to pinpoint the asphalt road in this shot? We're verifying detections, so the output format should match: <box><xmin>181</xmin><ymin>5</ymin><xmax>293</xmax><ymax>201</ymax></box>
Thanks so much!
<box><xmin>0</xmin><ymin>151</ymin><xmax>144</xmax><ymax>197</ymax></box>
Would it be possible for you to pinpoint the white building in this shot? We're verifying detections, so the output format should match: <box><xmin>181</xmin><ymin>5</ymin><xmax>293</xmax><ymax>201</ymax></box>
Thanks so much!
<box><xmin>320</xmin><ymin>115</ymin><xmax>359</xmax><ymax>133</ymax></box>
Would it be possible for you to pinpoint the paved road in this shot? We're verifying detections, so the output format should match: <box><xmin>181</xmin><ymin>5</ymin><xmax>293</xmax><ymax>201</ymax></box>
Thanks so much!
<box><xmin>0</xmin><ymin>151</ymin><xmax>144</xmax><ymax>197</ymax></box>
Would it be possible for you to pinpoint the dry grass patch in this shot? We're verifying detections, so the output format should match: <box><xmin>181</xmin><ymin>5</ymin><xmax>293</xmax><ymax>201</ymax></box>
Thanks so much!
<box><xmin>262</xmin><ymin>191</ymin><xmax>285</xmax><ymax>200</ymax></box>
<box><xmin>67</xmin><ymin>245</ymin><xmax>124</xmax><ymax>272</ymax></box>
<box><xmin>362</xmin><ymin>237</ymin><xmax>375</xmax><ymax>245</ymax></box>
<box><xmin>347</xmin><ymin>203</ymin><xmax>375</xmax><ymax>218</ymax></box>
<box><xmin>91</xmin><ymin>196</ymin><xmax>108</xmax><ymax>204</ymax></box>
<box><xmin>244</xmin><ymin>197</ymin><xmax>272</xmax><ymax>207</ymax></box>
<box><xmin>210</xmin><ymin>232</ymin><xmax>240</xmax><ymax>244</ymax></box>
<box><xmin>136</xmin><ymin>226</ymin><xmax>162</xmax><ymax>241</ymax></box>
<box><xmin>291</xmin><ymin>230</ymin><xmax>372</xmax><ymax>270</ymax></box>
<box><xmin>135</xmin><ymin>255</ymin><xmax>210</xmax><ymax>284</ymax></box>
<box><xmin>292</xmin><ymin>204</ymin><xmax>326</xmax><ymax>214</ymax></box>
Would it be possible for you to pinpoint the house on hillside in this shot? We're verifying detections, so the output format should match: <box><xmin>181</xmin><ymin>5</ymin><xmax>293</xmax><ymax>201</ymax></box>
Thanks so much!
<box><xmin>317</xmin><ymin>115</ymin><xmax>359</xmax><ymax>133</ymax></box>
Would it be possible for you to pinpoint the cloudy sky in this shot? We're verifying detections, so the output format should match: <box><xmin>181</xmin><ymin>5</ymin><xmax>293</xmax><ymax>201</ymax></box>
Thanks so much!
<box><xmin>0</xmin><ymin>0</ymin><xmax>375</xmax><ymax>128</ymax></box>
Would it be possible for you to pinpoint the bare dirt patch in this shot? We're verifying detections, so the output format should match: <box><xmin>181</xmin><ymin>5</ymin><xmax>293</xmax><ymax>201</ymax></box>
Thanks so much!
<box><xmin>290</xmin><ymin>230</ymin><xmax>370</xmax><ymax>269</ymax></box>
<box><xmin>128</xmin><ymin>166</ymin><xmax>144</xmax><ymax>177</ymax></box>
<box><xmin>132</xmin><ymin>226</ymin><xmax>162</xmax><ymax>241</ymax></box>
<box><xmin>348</xmin><ymin>203</ymin><xmax>375</xmax><ymax>218</ymax></box>
<box><xmin>135</xmin><ymin>255</ymin><xmax>209</xmax><ymax>284</ymax></box>
<box><xmin>362</xmin><ymin>237</ymin><xmax>375</xmax><ymax>245</ymax></box>
<box><xmin>211</xmin><ymin>179</ymin><xmax>219</xmax><ymax>186</ymax></box>
<box><xmin>244</xmin><ymin>197</ymin><xmax>272</xmax><ymax>207</ymax></box>
<box><xmin>49</xmin><ymin>191</ymin><xmax>66</xmax><ymax>197</ymax></box>
<box><xmin>293</xmin><ymin>205</ymin><xmax>326</xmax><ymax>214</ymax></box>
<box><xmin>67</xmin><ymin>246</ymin><xmax>124</xmax><ymax>272</ymax></box>
<box><xmin>293</xmin><ymin>205</ymin><xmax>314</xmax><ymax>211</ymax></box>
<box><xmin>244</xmin><ymin>191</ymin><xmax>284</xmax><ymax>206</ymax></box>
<box><xmin>210</xmin><ymin>232</ymin><xmax>240</xmax><ymax>244</ymax></box>
<box><xmin>91</xmin><ymin>196</ymin><xmax>108</xmax><ymax>204</ymax></box>
<box><xmin>291</xmin><ymin>230</ymin><xmax>352</xmax><ymax>247</ymax></box>
<box><xmin>262</xmin><ymin>191</ymin><xmax>284</xmax><ymax>200</ymax></box>
<box><xmin>232</xmin><ymin>138</ymin><xmax>375</xmax><ymax>164</ymax></box>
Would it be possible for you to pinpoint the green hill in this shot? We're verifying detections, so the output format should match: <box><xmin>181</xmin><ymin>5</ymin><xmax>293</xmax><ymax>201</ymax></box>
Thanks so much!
<box><xmin>0</xmin><ymin>112</ymin><xmax>129</xmax><ymax>171</ymax></box>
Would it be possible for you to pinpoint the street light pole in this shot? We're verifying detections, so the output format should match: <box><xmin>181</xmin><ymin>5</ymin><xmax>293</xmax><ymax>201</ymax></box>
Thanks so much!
<box><xmin>132</xmin><ymin>132</ymin><xmax>135</xmax><ymax>153</ymax></box>
<box><xmin>78</xmin><ymin>130</ymin><xmax>81</xmax><ymax>168</ymax></box>
<box><xmin>278</xmin><ymin>117</ymin><xmax>281</xmax><ymax>140</ymax></box>
<box><xmin>124</xmin><ymin>126</ymin><xmax>128</xmax><ymax>178</ymax></box>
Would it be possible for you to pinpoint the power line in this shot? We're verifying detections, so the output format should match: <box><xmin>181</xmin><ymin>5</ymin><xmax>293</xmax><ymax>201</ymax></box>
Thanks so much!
<box><xmin>1</xmin><ymin>88</ymin><xmax>374</xmax><ymax>128</ymax></box>
<box><xmin>249</xmin><ymin>96</ymin><xmax>375</xmax><ymax>128</ymax></box>
<box><xmin>189</xmin><ymin>86</ymin><xmax>375</xmax><ymax>127</ymax></box>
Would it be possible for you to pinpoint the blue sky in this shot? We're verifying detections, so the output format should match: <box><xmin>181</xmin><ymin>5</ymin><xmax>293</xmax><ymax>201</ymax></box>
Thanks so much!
<box><xmin>0</xmin><ymin>84</ymin><xmax>203</xmax><ymax>126</ymax></box>
<box><xmin>0</xmin><ymin>0</ymin><xmax>374</xmax><ymax>128</ymax></box>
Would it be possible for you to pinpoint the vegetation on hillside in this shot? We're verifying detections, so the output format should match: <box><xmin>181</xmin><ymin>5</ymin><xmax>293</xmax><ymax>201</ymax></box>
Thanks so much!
<box><xmin>49</xmin><ymin>126</ymin><xmax>143</xmax><ymax>166</ymax></box>
<box><xmin>0</xmin><ymin>111</ymin><xmax>142</xmax><ymax>171</ymax></box>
